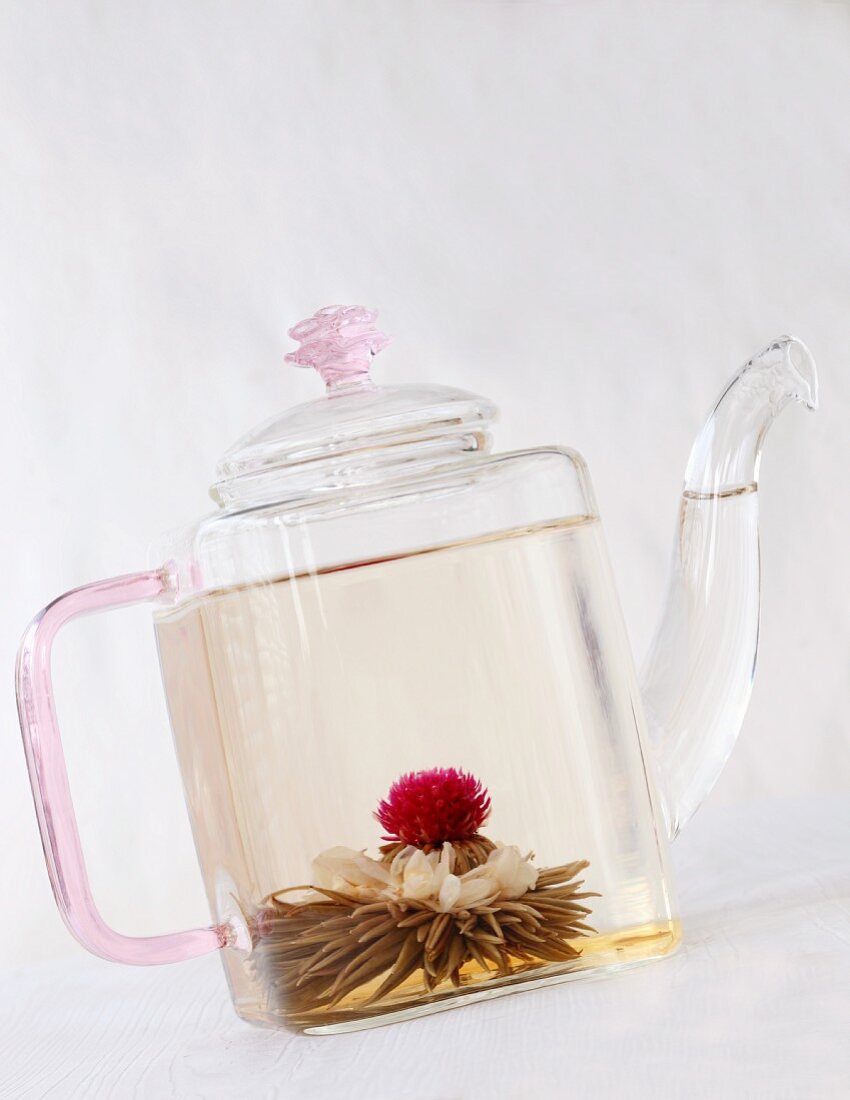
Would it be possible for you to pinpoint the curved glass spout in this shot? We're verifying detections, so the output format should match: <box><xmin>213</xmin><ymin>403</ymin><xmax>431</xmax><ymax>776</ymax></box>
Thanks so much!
<box><xmin>641</xmin><ymin>336</ymin><xmax>817</xmax><ymax>840</ymax></box>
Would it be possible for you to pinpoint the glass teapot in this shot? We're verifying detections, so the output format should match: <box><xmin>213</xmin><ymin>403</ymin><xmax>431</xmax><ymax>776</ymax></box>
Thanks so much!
<box><xmin>16</xmin><ymin>306</ymin><xmax>818</xmax><ymax>1033</ymax></box>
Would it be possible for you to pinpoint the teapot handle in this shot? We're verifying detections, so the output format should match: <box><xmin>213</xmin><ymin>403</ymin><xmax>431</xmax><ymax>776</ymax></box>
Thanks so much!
<box><xmin>15</xmin><ymin>567</ymin><xmax>230</xmax><ymax>965</ymax></box>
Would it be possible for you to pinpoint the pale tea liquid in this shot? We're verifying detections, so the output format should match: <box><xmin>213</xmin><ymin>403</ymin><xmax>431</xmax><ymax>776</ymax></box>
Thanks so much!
<box><xmin>155</xmin><ymin>517</ymin><xmax>679</xmax><ymax>1031</ymax></box>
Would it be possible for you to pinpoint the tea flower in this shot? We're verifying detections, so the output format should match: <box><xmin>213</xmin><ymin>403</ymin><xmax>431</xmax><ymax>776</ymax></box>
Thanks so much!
<box><xmin>255</xmin><ymin>768</ymin><xmax>592</xmax><ymax>1014</ymax></box>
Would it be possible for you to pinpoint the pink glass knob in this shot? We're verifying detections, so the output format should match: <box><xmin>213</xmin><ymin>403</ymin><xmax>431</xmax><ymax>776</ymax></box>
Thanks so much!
<box><xmin>285</xmin><ymin>305</ymin><xmax>391</xmax><ymax>389</ymax></box>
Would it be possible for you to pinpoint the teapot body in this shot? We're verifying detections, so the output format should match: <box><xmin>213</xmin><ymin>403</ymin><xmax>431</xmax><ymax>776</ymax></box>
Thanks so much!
<box><xmin>15</xmin><ymin>308</ymin><xmax>816</xmax><ymax>1033</ymax></box>
<box><xmin>155</xmin><ymin>446</ymin><xmax>678</xmax><ymax>1031</ymax></box>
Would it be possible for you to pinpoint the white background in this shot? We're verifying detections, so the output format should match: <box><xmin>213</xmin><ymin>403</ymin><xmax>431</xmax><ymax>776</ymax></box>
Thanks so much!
<box><xmin>1</xmin><ymin>1</ymin><xmax>848</xmax><ymax>971</ymax></box>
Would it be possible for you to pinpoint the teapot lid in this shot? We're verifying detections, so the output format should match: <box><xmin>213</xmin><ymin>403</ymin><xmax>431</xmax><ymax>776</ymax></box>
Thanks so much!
<box><xmin>211</xmin><ymin>305</ymin><xmax>497</xmax><ymax>508</ymax></box>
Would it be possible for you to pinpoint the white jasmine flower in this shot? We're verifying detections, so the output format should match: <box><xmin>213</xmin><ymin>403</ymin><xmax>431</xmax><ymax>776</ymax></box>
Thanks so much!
<box><xmin>437</xmin><ymin>873</ymin><xmax>462</xmax><ymax>911</ymax></box>
<box><xmin>309</xmin><ymin>840</ymin><xmax>539</xmax><ymax>914</ymax></box>
<box><xmin>312</xmin><ymin>846</ymin><xmax>392</xmax><ymax>899</ymax></box>
<box><xmin>453</xmin><ymin>871</ymin><xmax>501</xmax><ymax>910</ymax></box>
<box><xmin>400</xmin><ymin>848</ymin><xmax>439</xmax><ymax>901</ymax></box>
<box><xmin>397</xmin><ymin>843</ymin><xmax>455</xmax><ymax>902</ymax></box>
<box><xmin>485</xmin><ymin>844</ymin><xmax>539</xmax><ymax>899</ymax></box>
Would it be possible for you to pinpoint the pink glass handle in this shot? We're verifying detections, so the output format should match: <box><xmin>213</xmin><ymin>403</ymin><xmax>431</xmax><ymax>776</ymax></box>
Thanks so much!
<box><xmin>15</xmin><ymin>567</ymin><xmax>229</xmax><ymax>965</ymax></box>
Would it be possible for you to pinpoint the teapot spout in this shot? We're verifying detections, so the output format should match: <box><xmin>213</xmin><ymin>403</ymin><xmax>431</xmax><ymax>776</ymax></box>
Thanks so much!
<box><xmin>641</xmin><ymin>336</ymin><xmax>817</xmax><ymax>839</ymax></box>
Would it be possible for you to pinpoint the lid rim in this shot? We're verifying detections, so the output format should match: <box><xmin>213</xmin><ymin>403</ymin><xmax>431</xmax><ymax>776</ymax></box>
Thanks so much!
<box><xmin>212</xmin><ymin>382</ymin><xmax>499</xmax><ymax>505</ymax></box>
<box><xmin>210</xmin><ymin>427</ymin><xmax>494</xmax><ymax>509</ymax></box>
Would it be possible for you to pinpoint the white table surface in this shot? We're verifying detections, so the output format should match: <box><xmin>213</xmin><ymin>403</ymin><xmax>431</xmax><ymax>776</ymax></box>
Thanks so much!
<box><xmin>2</xmin><ymin>795</ymin><xmax>849</xmax><ymax>1100</ymax></box>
